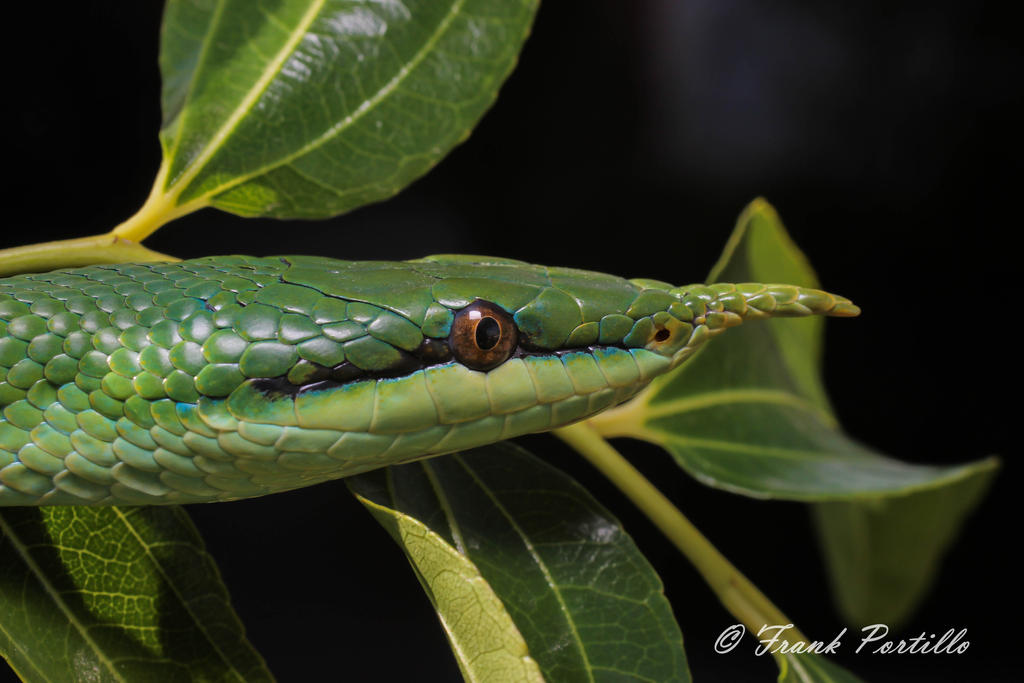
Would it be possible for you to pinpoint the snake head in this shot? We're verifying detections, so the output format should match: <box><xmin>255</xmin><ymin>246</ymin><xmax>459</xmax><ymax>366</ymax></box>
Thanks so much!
<box><xmin>450</xmin><ymin>259</ymin><xmax>859</xmax><ymax>373</ymax></box>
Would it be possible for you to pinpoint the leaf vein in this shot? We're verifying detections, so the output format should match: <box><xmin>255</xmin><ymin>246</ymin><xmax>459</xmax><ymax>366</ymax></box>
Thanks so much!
<box><xmin>109</xmin><ymin>508</ymin><xmax>249</xmax><ymax>683</ymax></box>
<box><xmin>0</xmin><ymin>513</ymin><xmax>126</xmax><ymax>682</ymax></box>
<box><xmin>452</xmin><ymin>454</ymin><xmax>596</xmax><ymax>683</ymax></box>
<box><xmin>195</xmin><ymin>0</ymin><xmax>471</xmax><ymax>204</ymax></box>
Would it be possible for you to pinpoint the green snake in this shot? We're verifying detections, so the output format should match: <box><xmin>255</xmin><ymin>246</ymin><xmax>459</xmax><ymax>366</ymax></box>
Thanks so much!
<box><xmin>0</xmin><ymin>254</ymin><xmax>857</xmax><ymax>505</ymax></box>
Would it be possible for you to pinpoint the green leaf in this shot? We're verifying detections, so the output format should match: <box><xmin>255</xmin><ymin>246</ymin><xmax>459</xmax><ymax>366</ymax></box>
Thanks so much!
<box><xmin>811</xmin><ymin>474</ymin><xmax>992</xmax><ymax>626</ymax></box>
<box><xmin>350</xmin><ymin>478</ymin><xmax>543</xmax><ymax>683</ymax></box>
<box><xmin>153</xmin><ymin>0</ymin><xmax>538</xmax><ymax>220</ymax></box>
<box><xmin>587</xmin><ymin>198</ymin><xmax>996</xmax><ymax>625</ymax></box>
<box><xmin>777</xmin><ymin>653</ymin><xmax>864</xmax><ymax>683</ymax></box>
<box><xmin>0</xmin><ymin>506</ymin><xmax>272</xmax><ymax>682</ymax></box>
<box><xmin>348</xmin><ymin>443</ymin><xmax>690</xmax><ymax>683</ymax></box>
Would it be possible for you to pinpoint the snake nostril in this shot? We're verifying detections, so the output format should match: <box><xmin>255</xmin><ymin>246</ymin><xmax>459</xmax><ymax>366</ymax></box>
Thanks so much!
<box><xmin>654</xmin><ymin>328</ymin><xmax>671</xmax><ymax>343</ymax></box>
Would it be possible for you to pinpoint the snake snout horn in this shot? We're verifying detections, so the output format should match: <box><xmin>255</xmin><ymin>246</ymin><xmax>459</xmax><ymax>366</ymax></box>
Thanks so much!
<box><xmin>669</xmin><ymin>282</ymin><xmax>861</xmax><ymax>333</ymax></box>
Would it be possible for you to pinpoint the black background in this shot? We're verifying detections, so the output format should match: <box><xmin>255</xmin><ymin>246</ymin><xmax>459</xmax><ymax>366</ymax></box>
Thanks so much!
<box><xmin>3</xmin><ymin>1</ymin><xmax>1019</xmax><ymax>681</ymax></box>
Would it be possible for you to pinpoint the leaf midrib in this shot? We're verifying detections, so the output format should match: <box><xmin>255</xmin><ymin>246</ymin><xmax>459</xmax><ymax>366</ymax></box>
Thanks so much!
<box><xmin>452</xmin><ymin>454</ymin><xmax>597</xmax><ymax>683</ymax></box>
<box><xmin>110</xmin><ymin>507</ymin><xmax>253</xmax><ymax>683</ymax></box>
<box><xmin>167</xmin><ymin>0</ymin><xmax>470</xmax><ymax>207</ymax></box>
<box><xmin>353</xmin><ymin>492</ymin><xmax>537</xmax><ymax>683</ymax></box>
<box><xmin>164</xmin><ymin>0</ymin><xmax>327</xmax><ymax>198</ymax></box>
<box><xmin>646</xmin><ymin>388</ymin><xmax>837</xmax><ymax>427</ymax></box>
<box><xmin>0</xmin><ymin>512</ymin><xmax>126</xmax><ymax>683</ymax></box>
<box><xmin>656</xmin><ymin>435</ymin><xmax>852</xmax><ymax>461</ymax></box>
<box><xmin>420</xmin><ymin>462</ymin><xmax>469</xmax><ymax>554</ymax></box>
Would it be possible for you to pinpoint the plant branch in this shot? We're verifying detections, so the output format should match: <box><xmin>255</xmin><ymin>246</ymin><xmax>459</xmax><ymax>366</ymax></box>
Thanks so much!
<box><xmin>111</xmin><ymin>160</ymin><xmax>210</xmax><ymax>242</ymax></box>
<box><xmin>554</xmin><ymin>422</ymin><xmax>807</xmax><ymax>643</ymax></box>
<box><xmin>0</xmin><ymin>234</ymin><xmax>178</xmax><ymax>276</ymax></box>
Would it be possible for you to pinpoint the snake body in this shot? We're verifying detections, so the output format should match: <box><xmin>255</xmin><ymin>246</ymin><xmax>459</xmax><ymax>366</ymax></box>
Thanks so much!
<box><xmin>0</xmin><ymin>254</ymin><xmax>857</xmax><ymax>505</ymax></box>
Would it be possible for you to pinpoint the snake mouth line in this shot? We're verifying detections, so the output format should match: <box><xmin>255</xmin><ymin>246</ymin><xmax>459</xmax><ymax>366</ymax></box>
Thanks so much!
<box><xmin>248</xmin><ymin>342</ymin><xmax>641</xmax><ymax>399</ymax></box>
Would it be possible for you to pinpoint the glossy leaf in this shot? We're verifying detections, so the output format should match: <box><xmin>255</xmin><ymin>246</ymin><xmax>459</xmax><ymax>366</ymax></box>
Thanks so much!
<box><xmin>587</xmin><ymin>198</ymin><xmax>996</xmax><ymax>625</ymax></box>
<box><xmin>348</xmin><ymin>443</ymin><xmax>690</xmax><ymax>683</ymax></box>
<box><xmin>155</xmin><ymin>0</ymin><xmax>538</xmax><ymax>219</ymax></box>
<box><xmin>0</xmin><ymin>506</ymin><xmax>271</xmax><ymax>682</ymax></box>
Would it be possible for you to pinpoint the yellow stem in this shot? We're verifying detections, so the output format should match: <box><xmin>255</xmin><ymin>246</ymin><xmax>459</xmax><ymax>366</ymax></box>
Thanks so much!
<box><xmin>2</xmin><ymin>156</ymin><xmax>213</xmax><ymax>276</ymax></box>
<box><xmin>0</xmin><ymin>235</ymin><xmax>178</xmax><ymax>276</ymax></box>
<box><xmin>554</xmin><ymin>422</ymin><xmax>807</xmax><ymax>643</ymax></box>
<box><xmin>111</xmin><ymin>159</ymin><xmax>210</xmax><ymax>242</ymax></box>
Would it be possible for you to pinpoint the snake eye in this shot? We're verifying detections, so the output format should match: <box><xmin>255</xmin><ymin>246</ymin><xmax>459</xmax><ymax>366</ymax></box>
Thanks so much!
<box><xmin>449</xmin><ymin>300</ymin><xmax>518</xmax><ymax>371</ymax></box>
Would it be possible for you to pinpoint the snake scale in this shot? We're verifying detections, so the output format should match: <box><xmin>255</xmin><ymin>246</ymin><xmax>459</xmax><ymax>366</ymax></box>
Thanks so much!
<box><xmin>0</xmin><ymin>254</ymin><xmax>857</xmax><ymax>505</ymax></box>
